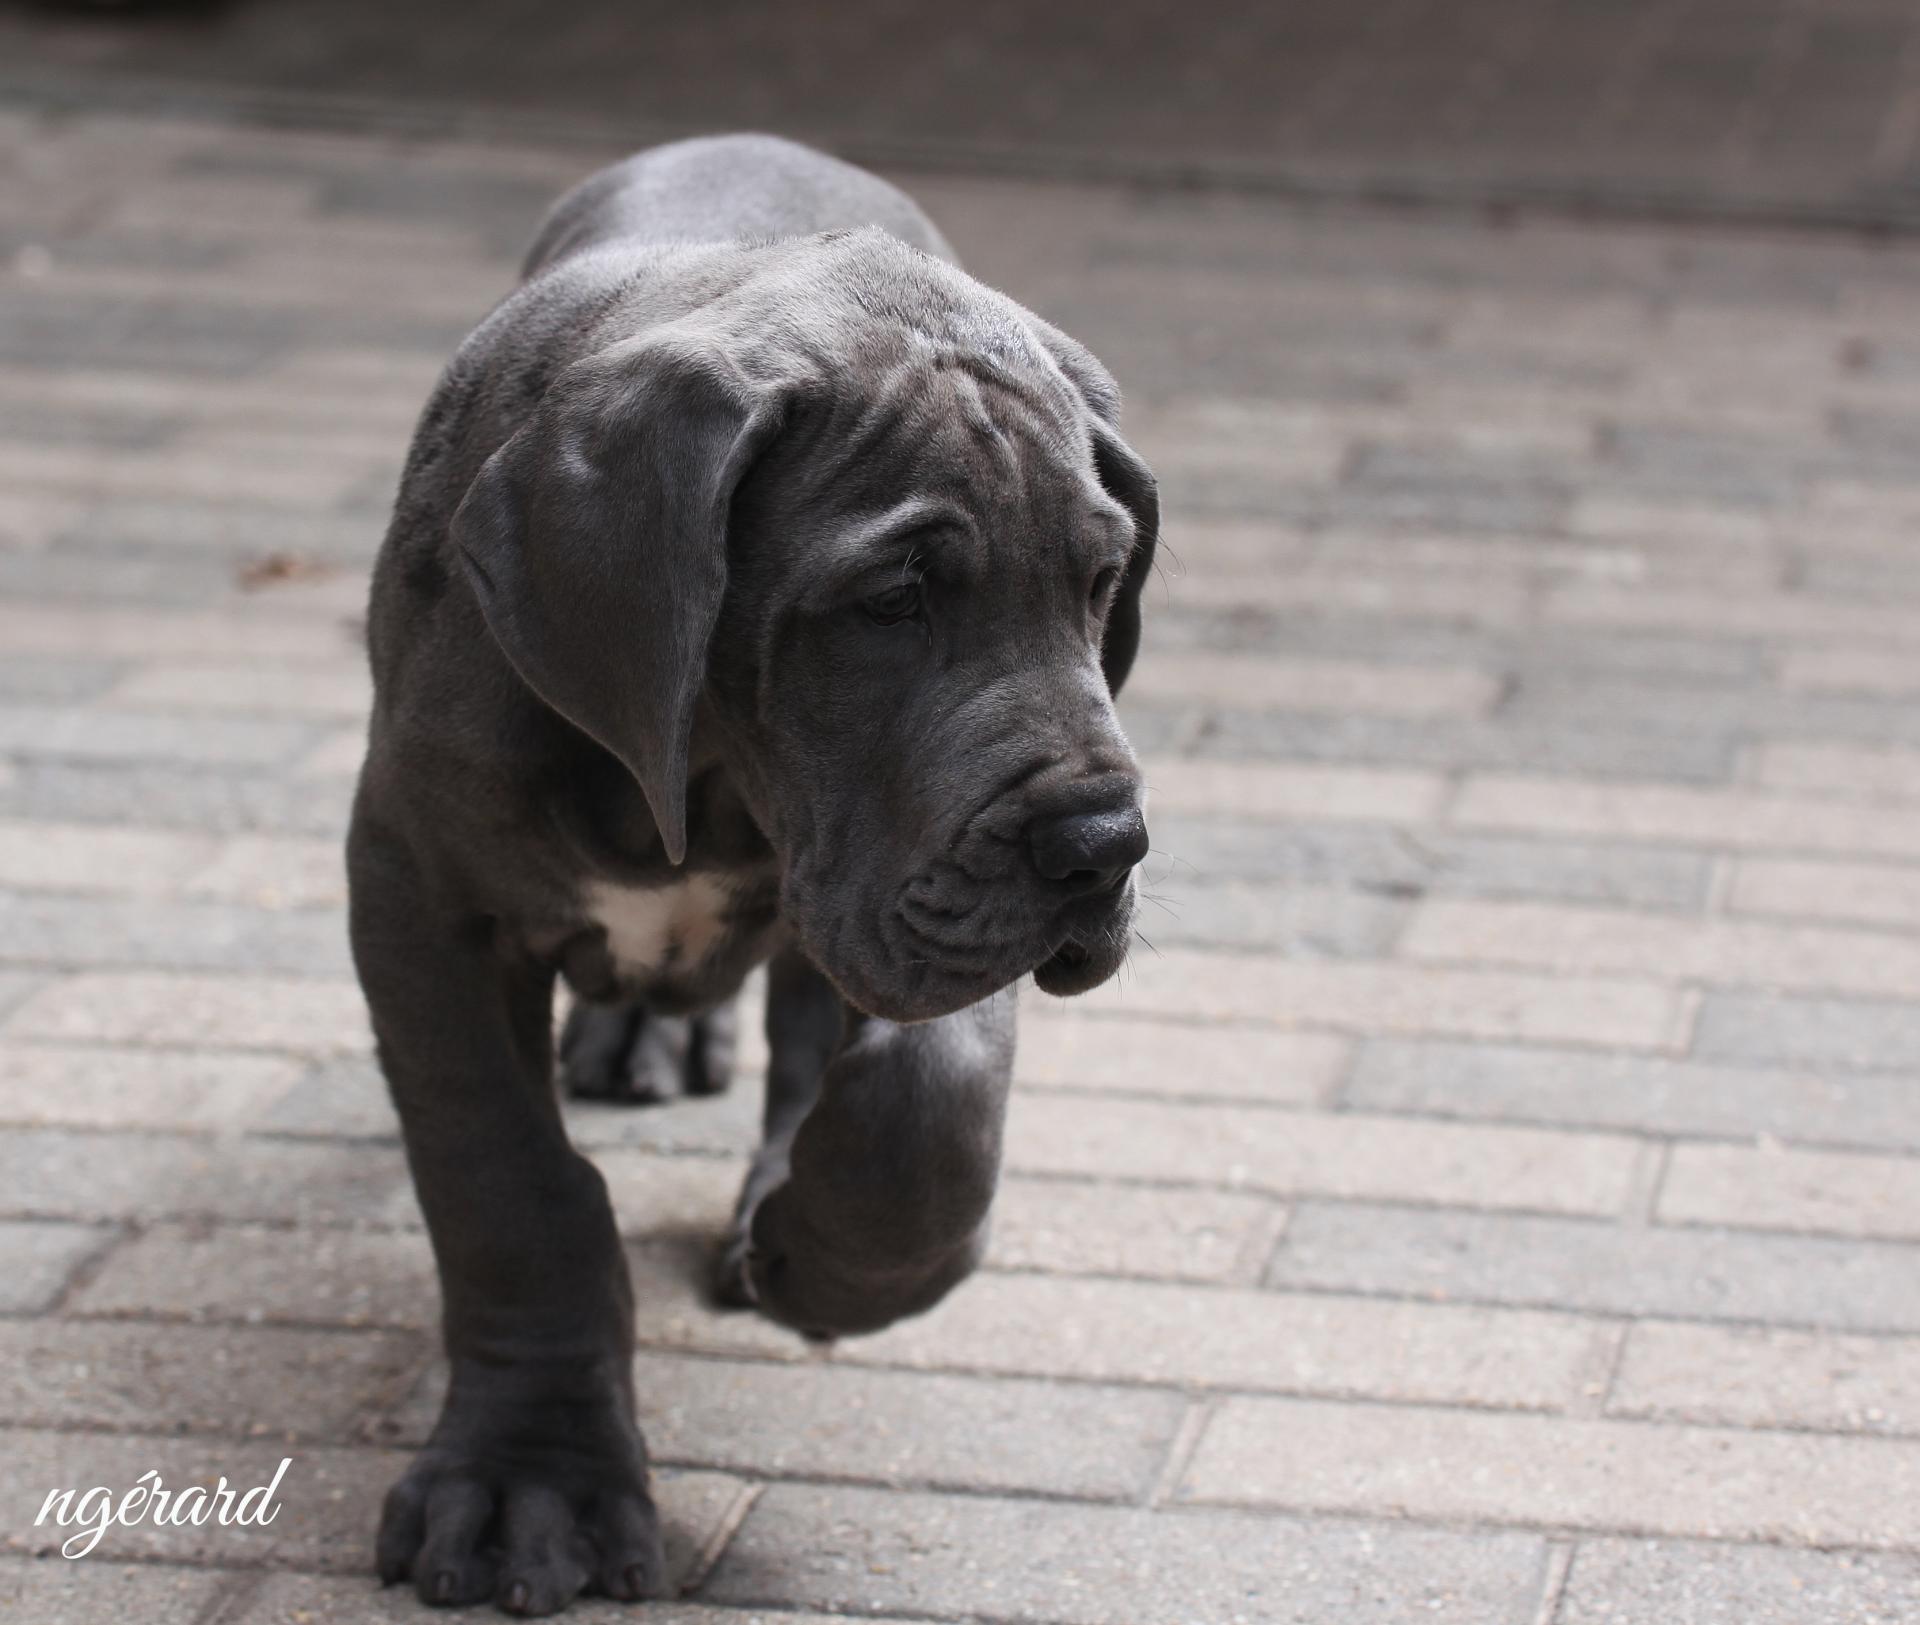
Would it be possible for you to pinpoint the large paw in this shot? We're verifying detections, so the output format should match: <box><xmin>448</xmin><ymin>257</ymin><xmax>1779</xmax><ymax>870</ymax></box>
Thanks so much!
<box><xmin>376</xmin><ymin>1382</ymin><xmax>665</xmax><ymax>1615</ymax></box>
<box><xmin>559</xmin><ymin>1000</ymin><xmax>735</xmax><ymax>1106</ymax></box>
<box><xmin>719</xmin><ymin>1179</ymin><xmax>985</xmax><ymax>1342</ymax></box>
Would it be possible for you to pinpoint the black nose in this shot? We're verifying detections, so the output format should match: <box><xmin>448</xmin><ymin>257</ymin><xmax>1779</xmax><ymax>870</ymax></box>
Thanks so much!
<box><xmin>1028</xmin><ymin>802</ymin><xmax>1149</xmax><ymax>895</ymax></box>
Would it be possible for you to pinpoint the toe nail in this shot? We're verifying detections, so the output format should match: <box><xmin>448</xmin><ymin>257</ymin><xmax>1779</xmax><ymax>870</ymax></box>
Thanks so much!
<box><xmin>625</xmin><ymin>1563</ymin><xmax>650</xmax><ymax>1598</ymax></box>
<box><xmin>433</xmin><ymin>1571</ymin><xmax>456</xmax><ymax>1603</ymax></box>
<box><xmin>507</xmin><ymin>1580</ymin><xmax>530</xmax><ymax>1612</ymax></box>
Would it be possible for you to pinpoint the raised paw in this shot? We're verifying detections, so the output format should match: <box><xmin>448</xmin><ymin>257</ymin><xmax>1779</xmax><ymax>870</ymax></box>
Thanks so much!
<box><xmin>559</xmin><ymin>998</ymin><xmax>736</xmax><ymax>1105</ymax></box>
<box><xmin>376</xmin><ymin>1377</ymin><xmax>665</xmax><ymax>1615</ymax></box>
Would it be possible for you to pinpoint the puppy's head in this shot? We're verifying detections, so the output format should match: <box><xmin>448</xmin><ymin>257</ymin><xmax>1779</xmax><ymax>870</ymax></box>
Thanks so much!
<box><xmin>455</xmin><ymin>231</ymin><xmax>1157</xmax><ymax>1022</ymax></box>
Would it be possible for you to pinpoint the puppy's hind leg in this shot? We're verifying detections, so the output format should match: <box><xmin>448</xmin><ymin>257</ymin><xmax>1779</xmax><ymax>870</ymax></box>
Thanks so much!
<box><xmin>559</xmin><ymin>997</ymin><xmax>738</xmax><ymax>1105</ymax></box>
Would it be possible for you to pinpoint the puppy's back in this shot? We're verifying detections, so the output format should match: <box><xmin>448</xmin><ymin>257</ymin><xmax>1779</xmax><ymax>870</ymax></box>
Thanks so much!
<box><xmin>523</xmin><ymin>134</ymin><xmax>956</xmax><ymax>278</ymax></box>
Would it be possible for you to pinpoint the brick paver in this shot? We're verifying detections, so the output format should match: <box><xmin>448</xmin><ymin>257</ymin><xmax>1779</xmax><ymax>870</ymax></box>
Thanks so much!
<box><xmin>4</xmin><ymin>90</ymin><xmax>1920</xmax><ymax>1625</ymax></box>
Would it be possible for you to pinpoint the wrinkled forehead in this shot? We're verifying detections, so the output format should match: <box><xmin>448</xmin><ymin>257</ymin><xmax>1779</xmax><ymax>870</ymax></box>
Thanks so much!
<box><xmin>795</xmin><ymin>335</ymin><xmax>1130</xmax><ymax>580</ymax></box>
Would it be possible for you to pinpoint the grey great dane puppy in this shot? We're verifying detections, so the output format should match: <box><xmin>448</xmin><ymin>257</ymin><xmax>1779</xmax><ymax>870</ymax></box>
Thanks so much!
<box><xmin>347</xmin><ymin>133</ymin><xmax>1157</xmax><ymax>1616</ymax></box>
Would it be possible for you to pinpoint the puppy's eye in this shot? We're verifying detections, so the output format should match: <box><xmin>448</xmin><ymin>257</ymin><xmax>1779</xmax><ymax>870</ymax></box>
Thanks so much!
<box><xmin>864</xmin><ymin>580</ymin><xmax>923</xmax><ymax>626</ymax></box>
<box><xmin>1089</xmin><ymin>567</ymin><xmax>1120</xmax><ymax>611</ymax></box>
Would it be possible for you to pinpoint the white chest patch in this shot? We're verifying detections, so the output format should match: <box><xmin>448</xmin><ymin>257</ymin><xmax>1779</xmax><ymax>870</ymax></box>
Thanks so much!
<box><xmin>582</xmin><ymin>873</ymin><xmax>738</xmax><ymax>980</ymax></box>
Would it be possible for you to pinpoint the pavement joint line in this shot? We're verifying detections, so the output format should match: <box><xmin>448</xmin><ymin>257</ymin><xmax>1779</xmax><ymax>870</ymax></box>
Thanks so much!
<box><xmin>1566</xmin><ymin>1322</ymin><xmax>1631</xmax><ymax>1420</ymax></box>
<box><xmin>1530</xmin><ymin>1540</ymin><xmax>1577</xmax><ymax>1625</ymax></box>
<box><xmin>1146</xmin><ymin>1397</ymin><xmax>1216</xmax><ymax>1509</ymax></box>
<box><xmin>1227</xmin><ymin>1201</ymin><xmax>1293</xmax><ymax>1287</ymax></box>
<box><xmin>678</xmin><ymin>1479</ymin><xmax>763</xmax><ymax>1599</ymax></box>
<box><xmin>197</xmin><ymin>1570</ymin><xmax>271</xmax><ymax>1625</ymax></box>
<box><xmin>1622</xmin><ymin>1139</ymin><xmax>1672</xmax><ymax>1224</ymax></box>
<box><xmin>1664</xmin><ymin>983</ymin><xmax>1704</xmax><ymax>1053</ymax></box>
<box><xmin>37</xmin><ymin>1219</ymin><xmax>131</xmax><ymax>1317</ymax></box>
<box><xmin>0</xmin><ymin>978</ymin><xmax>44</xmax><ymax>1022</ymax></box>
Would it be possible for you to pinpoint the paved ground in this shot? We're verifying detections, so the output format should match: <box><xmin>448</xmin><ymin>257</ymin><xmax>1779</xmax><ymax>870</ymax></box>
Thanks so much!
<box><xmin>6</xmin><ymin>95</ymin><xmax>1920</xmax><ymax>1625</ymax></box>
<box><xmin>14</xmin><ymin>0</ymin><xmax>1920</xmax><ymax>229</ymax></box>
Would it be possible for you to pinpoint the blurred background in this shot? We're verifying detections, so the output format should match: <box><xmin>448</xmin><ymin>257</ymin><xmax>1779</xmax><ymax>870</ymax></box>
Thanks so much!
<box><xmin>5</xmin><ymin>5</ymin><xmax>1920</xmax><ymax>1624</ymax></box>
<box><xmin>11</xmin><ymin>0</ymin><xmax>1920</xmax><ymax>225</ymax></box>
<box><xmin>15</xmin><ymin>0</ymin><xmax>1920</xmax><ymax>227</ymax></box>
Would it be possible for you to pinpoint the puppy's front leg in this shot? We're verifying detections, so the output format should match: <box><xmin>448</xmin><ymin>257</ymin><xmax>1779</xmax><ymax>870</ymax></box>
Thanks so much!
<box><xmin>349</xmin><ymin>808</ymin><xmax>662</xmax><ymax>1615</ymax></box>
<box><xmin>724</xmin><ymin>948</ymin><xmax>1015</xmax><ymax>1339</ymax></box>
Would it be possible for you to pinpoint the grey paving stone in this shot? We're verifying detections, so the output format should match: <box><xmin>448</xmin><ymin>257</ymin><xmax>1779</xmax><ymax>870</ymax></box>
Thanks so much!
<box><xmin>0</xmin><ymin>1559</ymin><xmax>223</xmax><ymax>1625</ymax></box>
<box><xmin>0</xmin><ymin>1318</ymin><xmax>422</xmax><ymax>1438</ymax></box>
<box><xmin>1143</xmin><ymin>880</ymin><xmax>1409</xmax><ymax>955</ymax></box>
<box><xmin>0</xmin><ymin>1127</ymin><xmax>409</xmax><ymax>1227</ymax></box>
<box><xmin>0</xmin><ymin>1218</ymin><xmax>111</xmax><ymax>1312</ymax></box>
<box><xmin>1</xmin><ymin>292</ymin><xmax>467</xmax><ymax>376</ymax></box>
<box><xmin>1559</xmin><ymin>1538</ymin><xmax>1920</xmax><ymax>1625</ymax></box>
<box><xmin>251</xmin><ymin>1054</ymin><xmax>403</xmax><ymax>1139</ymax></box>
<box><xmin>318</xmin><ymin>166</ymin><xmax>564</xmax><ymax>229</ymax></box>
<box><xmin>0</xmin><ymin>1042</ymin><xmax>304</xmax><ymax>1131</ymax></box>
<box><xmin>857</xmin><ymin>1274</ymin><xmax>1590</xmax><ymax>1410</ymax></box>
<box><xmin>1267</xmin><ymin>1203</ymin><xmax>1920</xmax><ymax>1333</ymax></box>
<box><xmin>58</xmin><ymin>499</ymin><xmax>382</xmax><ymax>564</ymax></box>
<box><xmin>1180</xmin><ymin>1396</ymin><xmax>1920</xmax><ymax>1548</ymax></box>
<box><xmin>1151</xmin><ymin>817</ymin><xmax>1714</xmax><ymax>909</ymax></box>
<box><xmin>566</xmin><ymin>1084</ymin><xmax>763</xmax><ymax>1158</ymax></box>
<box><xmin>397</xmin><ymin>1351</ymin><xmax>1185</xmax><ymax>1501</ymax></box>
<box><xmin>1145</xmin><ymin>607</ymin><xmax>1768</xmax><ymax>685</ymax></box>
<box><xmin>1695</xmin><ymin>993</ymin><xmax>1920</xmax><ymax>1073</ymax></box>
<box><xmin>984</xmin><ymin>1176</ymin><xmax>1280</xmax><ymax>1283</ymax></box>
<box><xmin>0</xmin><ymin>760</ymin><xmax>355</xmax><ymax>837</ymax></box>
<box><xmin>1599</xmin><ymin>425</ymin><xmax>1809</xmax><ymax>506</ymax></box>
<box><xmin>70</xmin><ymin>1221</ymin><xmax>433</xmax><ymax>1327</ymax></box>
<box><xmin>1271</xmin><ymin>471</ymin><xmax>1576</xmax><ymax>534</ymax></box>
<box><xmin>0</xmin><ymin>891</ymin><xmax>352</xmax><ymax>977</ymax></box>
<box><xmin>1014</xmin><ymin>1013</ymin><xmax>1348</xmax><ymax>1105</ymax></box>
<box><xmin>1346</xmin><ymin>1038</ymin><xmax>1920</xmax><ymax>1153</ymax></box>
<box><xmin>0</xmin><ymin>972</ymin><xmax>40</xmax><ymax>1022</ymax></box>
<box><xmin>1188</xmin><ymin>709</ymin><xmax>1736</xmax><ymax>781</ymax></box>
<box><xmin>0</xmin><ymin>545</ymin><xmax>234</xmax><ymax>607</ymax></box>
<box><xmin>1006</xmin><ymin>1093</ymin><xmax>1641</xmax><ymax>1214</ymax></box>
<box><xmin>1785</xmin><ymin>550</ymin><xmax>1920</xmax><ymax>605</ymax></box>
<box><xmin>1501</xmin><ymin>673</ymin><xmax>1920</xmax><ymax>751</ymax></box>
<box><xmin>0</xmin><ymin>658</ymin><xmax>121</xmax><ymax>702</ymax></box>
<box><xmin>3</xmin><ymin>971</ymin><xmax>369</xmax><ymax>1055</ymax></box>
<box><xmin>0</xmin><ymin>703</ymin><xmax>315</xmax><ymax>769</ymax></box>
<box><xmin>0</xmin><ymin>1128</ymin><xmax>227</xmax><ymax>1222</ymax></box>
<box><xmin>622</xmin><ymin>1239</ymin><xmax>1591</xmax><ymax>1411</ymax></box>
<box><xmin>1609</xmin><ymin>1320</ymin><xmax>1920</xmax><ymax>1436</ymax></box>
<box><xmin>0</xmin><ymin>296</ymin><xmax>290</xmax><ymax>377</ymax></box>
<box><xmin>704</xmin><ymin>1483</ymin><xmax>1546</xmax><ymax>1624</ymax></box>
<box><xmin>1342</xmin><ymin>450</ymin><xmax>1578</xmax><ymax>534</ymax></box>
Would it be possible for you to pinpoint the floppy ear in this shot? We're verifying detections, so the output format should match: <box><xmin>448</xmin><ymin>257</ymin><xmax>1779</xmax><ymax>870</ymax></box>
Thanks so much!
<box><xmin>1088</xmin><ymin>420</ymin><xmax>1159</xmax><ymax>698</ymax></box>
<box><xmin>1023</xmin><ymin>317</ymin><xmax>1160</xmax><ymax>697</ymax></box>
<box><xmin>452</xmin><ymin>335</ymin><xmax>782</xmax><ymax>864</ymax></box>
